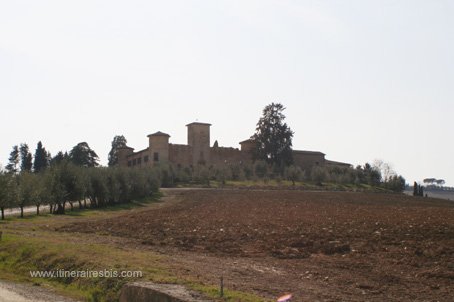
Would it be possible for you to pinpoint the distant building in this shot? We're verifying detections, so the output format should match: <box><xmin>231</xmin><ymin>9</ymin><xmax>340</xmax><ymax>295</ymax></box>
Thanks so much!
<box><xmin>117</xmin><ymin>122</ymin><xmax>350</xmax><ymax>170</ymax></box>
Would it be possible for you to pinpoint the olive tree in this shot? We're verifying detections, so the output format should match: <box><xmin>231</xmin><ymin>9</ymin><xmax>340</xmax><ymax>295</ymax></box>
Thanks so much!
<box><xmin>285</xmin><ymin>165</ymin><xmax>303</xmax><ymax>185</ymax></box>
<box><xmin>0</xmin><ymin>173</ymin><xmax>14</xmax><ymax>220</ymax></box>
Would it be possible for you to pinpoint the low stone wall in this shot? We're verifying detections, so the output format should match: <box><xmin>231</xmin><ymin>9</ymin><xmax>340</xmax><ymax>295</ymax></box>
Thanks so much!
<box><xmin>119</xmin><ymin>282</ymin><xmax>213</xmax><ymax>302</ymax></box>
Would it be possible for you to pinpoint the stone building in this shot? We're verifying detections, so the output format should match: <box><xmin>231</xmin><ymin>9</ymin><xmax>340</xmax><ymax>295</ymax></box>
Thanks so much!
<box><xmin>117</xmin><ymin>122</ymin><xmax>350</xmax><ymax>171</ymax></box>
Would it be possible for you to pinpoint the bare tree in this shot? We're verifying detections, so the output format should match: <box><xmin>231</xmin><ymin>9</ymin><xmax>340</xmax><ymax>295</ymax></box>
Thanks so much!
<box><xmin>373</xmin><ymin>159</ymin><xmax>395</xmax><ymax>182</ymax></box>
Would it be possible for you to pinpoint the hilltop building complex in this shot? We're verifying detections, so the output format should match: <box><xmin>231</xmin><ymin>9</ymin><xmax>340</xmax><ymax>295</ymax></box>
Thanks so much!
<box><xmin>117</xmin><ymin>122</ymin><xmax>350</xmax><ymax>171</ymax></box>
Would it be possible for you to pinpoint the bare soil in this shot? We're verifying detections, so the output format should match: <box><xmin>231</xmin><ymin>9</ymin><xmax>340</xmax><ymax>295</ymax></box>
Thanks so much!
<box><xmin>60</xmin><ymin>189</ymin><xmax>454</xmax><ymax>301</ymax></box>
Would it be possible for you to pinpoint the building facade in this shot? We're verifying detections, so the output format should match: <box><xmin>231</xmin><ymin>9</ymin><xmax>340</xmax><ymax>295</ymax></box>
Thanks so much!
<box><xmin>117</xmin><ymin>122</ymin><xmax>350</xmax><ymax>170</ymax></box>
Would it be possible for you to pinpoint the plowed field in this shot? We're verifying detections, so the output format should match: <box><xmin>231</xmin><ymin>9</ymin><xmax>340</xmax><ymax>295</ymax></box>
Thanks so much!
<box><xmin>61</xmin><ymin>189</ymin><xmax>454</xmax><ymax>301</ymax></box>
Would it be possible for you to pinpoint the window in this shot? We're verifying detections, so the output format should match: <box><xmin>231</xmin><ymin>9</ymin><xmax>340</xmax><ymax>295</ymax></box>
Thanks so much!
<box><xmin>127</xmin><ymin>161</ymin><xmax>131</xmax><ymax>167</ymax></box>
<box><xmin>133</xmin><ymin>159</ymin><xmax>137</xmax><ymax>166</ymax></box>
<box><xmin>153</xmin><ymin>152</ymin><xmax>159</xmax><ymax>162</ymax></box>
<box><xmin>144</xmin><ymin>155</ymin><xmax>149</xmax><ymax>162</ymax></box>
<box><xmin>137</xmin><ymin>157</ymin><xmax>142</xmax><ymax>165</ymax></box>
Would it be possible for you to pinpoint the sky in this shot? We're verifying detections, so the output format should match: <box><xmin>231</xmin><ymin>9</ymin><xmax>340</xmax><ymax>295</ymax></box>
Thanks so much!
<box><xmin>0</xmin><ymin>0</ymin><xmax>453</xmax><ymax>185</ymax></box>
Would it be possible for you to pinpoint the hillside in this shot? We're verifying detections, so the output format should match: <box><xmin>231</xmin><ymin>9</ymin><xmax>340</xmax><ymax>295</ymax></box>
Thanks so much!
<box><xmin>59</xmin><ymin>189</ymin><xmax>454</xmax><ymax>301</ymax></box>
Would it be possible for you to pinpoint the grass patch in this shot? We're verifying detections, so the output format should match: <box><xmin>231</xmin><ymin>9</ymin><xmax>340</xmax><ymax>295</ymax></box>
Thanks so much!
<box><xmin>204</xmin><ymin>179</ymin><xmax>390</xmax><ymax>192</ymax></box>
<box><xmin>65</xmin><ymin>193</ymin><xmax>163</xmax><ymax>217</ymax></box>
<box><xmin>2</xmin><ymin>193</ymin><xmax>162</xmax><ymax>223</ymax></box>
<box><xmin>0</xmin><ymin>233</ymin><xmax>135</xmax><ymax>301</ymax></box>
<box><xmin>0</xmin><ymin>233</ymin><xmax>266</xmax><ymax>301</ymax></box>
<box><xmin>173</xmin><ymin>179</ymin><xmax>391</xmax><ymax>194</ymax></box>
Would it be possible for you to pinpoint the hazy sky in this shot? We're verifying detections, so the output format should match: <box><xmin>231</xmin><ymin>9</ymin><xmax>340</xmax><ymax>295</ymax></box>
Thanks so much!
<box><xmin>1</xmin><ymin>0</ymin><xmax>453</xmax><ymax>185</ymax></box>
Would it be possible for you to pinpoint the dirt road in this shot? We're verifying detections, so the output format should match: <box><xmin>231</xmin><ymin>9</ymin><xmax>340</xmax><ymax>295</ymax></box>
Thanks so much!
<box><xmin>0</xmin><ymin>281</ymin><xmax>78</xmax><ymax>302</ymax></box>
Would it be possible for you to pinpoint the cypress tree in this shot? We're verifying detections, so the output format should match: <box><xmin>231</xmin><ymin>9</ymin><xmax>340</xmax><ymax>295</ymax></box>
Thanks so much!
<box><xmin>108</xmin><ymin>135</ymin><xmax>127</xmax><ymax>166</ymax></box>
<box><xmin>51</xmin><ymin>151</ymin><xmax>69</xmax><ymax>166</ymax></box>
<box><xmin>34</xmin><ymin>141</ymin><xmax>50</xmax><ymax>173</ymax></box>
<box><xmin>19</xmin><ymin>143</ymin><xmax>33</xmax><ymax>172</ymax></box>
<box><xmin>5</xmin><ymin>145</ymin><xmax>19</xmax><ymax>173</ymax></box>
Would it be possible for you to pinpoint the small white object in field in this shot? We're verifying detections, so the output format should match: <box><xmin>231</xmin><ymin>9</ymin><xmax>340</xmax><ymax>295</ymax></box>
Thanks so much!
<box><xmin>277</xmin><ymin>293</ymin><xmax>292</xmax><ymax>302</ymax></box>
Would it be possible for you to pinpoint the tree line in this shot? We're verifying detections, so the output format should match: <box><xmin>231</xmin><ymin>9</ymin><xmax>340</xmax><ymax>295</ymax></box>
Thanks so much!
<box><xmin>0</xmin><ymin>162</ymin><xmax>160</xmax><ymax>219</ymax></box>
<box><xmin>4</xmin><ymin>141</ymin><xmax>100</xmax><ymax>174</ymax></box>
<box><xmin>156</xmin><ymin>160</ymin><xmax>405</xmax><ymax>191</ymax></box>
<box><xmin>0</xmin><ymin>140</ymin><xmax>159</xmax><ymax>219</ymax></box>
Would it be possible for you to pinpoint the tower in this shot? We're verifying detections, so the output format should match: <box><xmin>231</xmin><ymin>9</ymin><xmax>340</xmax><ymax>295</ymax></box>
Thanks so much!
<box><xmin>148</xmin><ymin>131</ymin><xmax>170</xmax><ymax>164</ymax></box>
<box><xmin>117</xmin><ymin>146</ymin><xmax>134</xmax><ymax>166</ymax></box>
<box><xmin>186</xmin><ymin>122</ymin><xmax>211</xmax><ymax>165</ymax></box>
